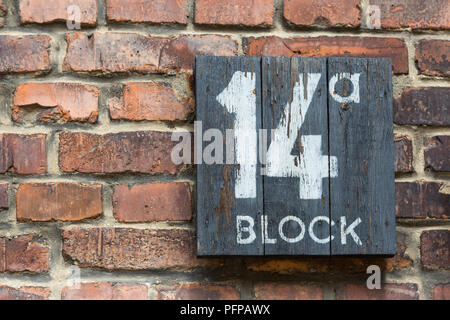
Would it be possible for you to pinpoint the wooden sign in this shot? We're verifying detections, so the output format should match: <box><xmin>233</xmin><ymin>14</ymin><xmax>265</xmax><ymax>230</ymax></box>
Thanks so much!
<box><xmin>195</xmin><ymin>56</ymin><xmax>395</xmax><ymax>256</ymax></box>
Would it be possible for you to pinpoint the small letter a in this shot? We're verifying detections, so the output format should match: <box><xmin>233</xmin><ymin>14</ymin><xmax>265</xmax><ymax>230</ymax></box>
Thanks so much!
<box><xmin>366</xmin><ymin>265</ymin><xmax>381</xmax><ymax>290</ymax></box>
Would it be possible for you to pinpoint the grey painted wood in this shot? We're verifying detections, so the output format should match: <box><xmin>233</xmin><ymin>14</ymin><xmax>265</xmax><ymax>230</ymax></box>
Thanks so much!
<box><xmin>328</xmin><ymin>57</ymin><xmax>396</xmax><ymax>256</ymax></box>
<box><xmin>196</xmin><ymin>56</ymin><xmax>264</xmax><ymax>256</ymax></box>
<box><xmin>196</xmin><ymin>56</ymin><xmax>396</xmax><ymax>257</ymax></box>
<box><xmin>262</xmin><ymin>57</ymin><xmax>330</xmax><ymax>255</ymax></box>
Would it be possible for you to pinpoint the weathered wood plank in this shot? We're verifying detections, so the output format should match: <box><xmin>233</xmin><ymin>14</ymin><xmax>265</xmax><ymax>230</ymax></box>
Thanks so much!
<box><xmin>328</xmin><ymin>57</ymin><xmax>396</xmax><ymax>256</ymax></box>
<box><xmin>196</xmin><ymin>56</ymin><xmax>395</xmax><ymax>257</ymax></box>
<box><xmin>196</xmin><ymin>56</ymin><xmax>264</xmax><ymax>256</ymax></box>
<box><xmin>262</xmin><ymin>57</ymin><xmax>330</xmax><ymax>255</ymax></box>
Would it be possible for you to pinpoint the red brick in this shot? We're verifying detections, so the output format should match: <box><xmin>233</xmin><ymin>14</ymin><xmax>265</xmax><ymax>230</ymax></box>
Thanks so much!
<box><xmin>394</xmin><ymin>87</ymin><xmax>450</xmax><ymax>126</ymax></box>
<box><xmin>284</xmin><ymin>0</ymin><xmax>360</xmax><ymax>27</ymax></box>
<box><xmin>17</xmin><ymin>183</ymin><xmax>102</xmax><ymax>222</ymax></box>
<box><xmin>432</xmin><ymin>284</ymin><xmax>450</xmax><ymax>300</ymax></box>
<box><xmin>113</xmin><ymin>183</ymin><xmax>192</xmax><ymax>222</ymax></box>
<box><xmin>63</xmin><ymin>32</ymin><xmax>237</xmax><ymax>75</ymax></box>
<box><xmin>243</xmin><ymin>36</ymin><xmax>408</xmax><ymax>74</ymax></box>
<box><xmin>416</xmin><ymin>40</ymin><xmax>450</xmax><ymax>77</ymax></box>
<box><xmin>424</xmin><ymin>136</ymin><xmax>450</xmax><ymax>172</ymax></box>
<box><xmin>109</xmin><ymin>82</ymin><xmax>193</xmax><ymax>121</ymax></box>
<box><xmin>0</xmin><ymin>134</ymin><xmax>47</xmax><ymax>175</ymax></box>
<box><xmin>106</xmin><ymin>0</ymin><xmax>187</xmax><ymax>24</ymax></box>
<box><xmin>13</xmin><ymin>83</ymin><xmax>99</xmax><ymax>123</ymax></box>
<box><xmin>63</xmin><ymin>32</ymin><xmax>166</xmax><ymax>74</ymax></box>
<box><xmin>336</xmin><ymin>283</ymin><xmax>419</xmax><ymax>300</ymax></box>
<box><xmin>59</xmin><ymin>131</ymin><xmax>185</xmax><ymax>174</ymax></box>
<box><xmin>420</xmin><ymin>230</ymin><xmax>449</xmax><ymax>270</ymax></box>
<box><xmin>254</xmin><ymin>283</ymin><xmax>323</xmax><ymax>300</ymax></box>
<box><xmin>157</xmin><ymin>283</ymin><xmax>239</xmax><ymax>300</ymax></box>
<box><xmin>396</xmin><ymin>182</ymin><xmax>449</xmax><ymax>219</ymax></box>
<box><xmin>390</xmin><ymin>232</ymin><xmax>413</xmax><ymax>270</ymax></box>
<box><xmin>368</xmin><ymin>0</ymin><xmax>449</xmax><ymax>30</ymax></box>
<box><xmin>0</xmin><ymin>286</ymin><xmax>50</xmax><ymax>300</ymax></box>
<box><xmin>62</xmin><ymin>283</ymin><xmax>147</xmax><ymax>300</ymax></box>
<box><xmin>20</xmin><ymin>286</ymin><xmax>51</xmax><ymax>298</ymax></box>
<box><xmin>62</xmin><ymin>227</ymin><xmax>222</xmax><ymax>270</ymax></box>
<box><xmin>19</xmin><ymin>0</ymin><xmax>97</xmax><ymax>25</ymax></box>
<box><xmin>159</xmin><ymin>35</ymin><xmax>238</xmax><ymax>73</ymax></box>
<box><xmin>63</xmin><ymin>283</ymin><xmax>111</xmax><ymax>300</ymax></box>
<box><xmin>0</xmin><ymin>184</ymin><xmax>8</xmax><ymax>209</ymax></box>
<box><xmin>246</xmin><ymin>231</ymin><xmax>412</xmax><ymax>273</ymax></box>
<box><xmin>0</xmin><ymin>35</ymin><xmax>51</xmax><ymax>74</ymax></box>
<box><xmin>195</xmin><ymin>0</ymin><xmax>274</xmax><ymax>26</ymax></box>
<box><xmin>394</xmin><ymin>134</ymin><xmax>413</xmax><ymax>173</ymax></box>
<box><xmin>0</xmin><ymin>234</ymin><xmax>49</xmax><ymax>273</ymax></box>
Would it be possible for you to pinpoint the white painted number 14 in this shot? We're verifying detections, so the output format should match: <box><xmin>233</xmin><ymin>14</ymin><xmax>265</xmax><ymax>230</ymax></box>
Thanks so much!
<box><xmin>216</xmin><ymin>71</ymin><xmax>360</xmax><ymax>200</ymax></box>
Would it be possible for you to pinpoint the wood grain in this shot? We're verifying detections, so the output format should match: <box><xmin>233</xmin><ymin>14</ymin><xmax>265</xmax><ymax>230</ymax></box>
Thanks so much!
<box><xmin>262</xmin><ymin>57</ymin><xmax>330</xmax><ymax>255</ymax></box>
<box><xmin>196</xmin><ymin>56</ymin><xmax>263</xmax><ymax>256</ymax></box>
<box><xmin>328</xmin><ymin>57</ymin><xmax>396</xmax><ymax>256</ymax></box>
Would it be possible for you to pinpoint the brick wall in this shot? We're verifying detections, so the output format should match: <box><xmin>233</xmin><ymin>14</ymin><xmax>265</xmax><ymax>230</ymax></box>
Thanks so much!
<box><xmin>0</xmin><ymin>0</ymin><xmax>448</xmax><ymax>300</ymax></box>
